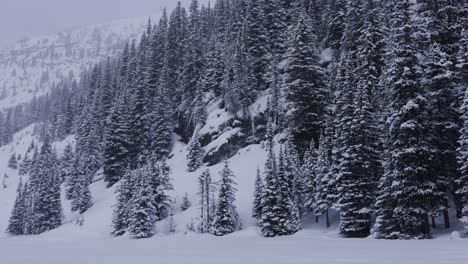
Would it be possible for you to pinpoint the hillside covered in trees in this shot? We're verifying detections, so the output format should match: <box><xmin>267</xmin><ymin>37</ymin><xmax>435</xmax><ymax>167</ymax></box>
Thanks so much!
<box><xmin>2</xmin><ymin>0</ymin><xmax>468</xmax><ymax>247</ymax></box>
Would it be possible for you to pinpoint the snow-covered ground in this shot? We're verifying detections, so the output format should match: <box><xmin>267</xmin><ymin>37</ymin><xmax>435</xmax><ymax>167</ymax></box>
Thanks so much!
<box><xmin>1</xmin><ymin>230</ymin><xmax>468</xmax><ymax>264</ymax></box>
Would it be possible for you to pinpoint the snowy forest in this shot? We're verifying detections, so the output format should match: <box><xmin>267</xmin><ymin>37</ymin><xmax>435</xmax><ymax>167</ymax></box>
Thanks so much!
<box><xmin>2</xmin><ymin>0</ymin><xmax>468</xmax><ymax>242</ymax></box>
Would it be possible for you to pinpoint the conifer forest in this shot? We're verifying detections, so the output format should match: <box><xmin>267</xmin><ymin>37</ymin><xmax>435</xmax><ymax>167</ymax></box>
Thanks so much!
<box><xmin>0</xmin><ymin>0</ymin><xmax>468</xmax><ymax>263</ymax></box>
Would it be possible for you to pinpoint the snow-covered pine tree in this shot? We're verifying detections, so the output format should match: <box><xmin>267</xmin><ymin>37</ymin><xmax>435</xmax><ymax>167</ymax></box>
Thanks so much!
<box><xmin>386</xmin><ymin>0</ymin><xmax>434</xmax><ymax>239</ymax></box>
<box><xmin>285</xmin><ymin>136</ymin><xmax>306</xmax><ymax>218</ymax></box>
<box><xmin>303</xmin><ymin>140</ymin><xmax>319</xmax><ymax>217</ymax></box>
<box><xmin>198</xmin><ymin>169</ymin><xmax>213</xmax><ymax>233</ymax></box>
<box><xmin>70</xmin><ymin>160</ymin><xmax>93</xmax><ymax>214</ymax></box>
<box><xmin>324</xmin><ymin>0</ymin><xmax>347</xmax><ymax>52</ymax></box>
<box><xmin>103</xmin><ymin>94</ymin><xmax>132</xmax><ymax>187</ymax></box>
<box><xmin>187</xmin><ymin>132</ymin><xmax>204</xmax><ymax>172</ymax></box>
<box><xmin>180</xmin><ymin>0</ymin><xmax>205</xmax><ymax>110</ymax></box>
<box><xmin>457</xmin><ymin>79</ymin><xmax>468</xmax><ymax>230</ymax></box>
<box><xmin>252</xmin><ymin>167</ymin><xmax>263</xmax><ymax>220</ymax></box>
<box><xmin>6</xmin><ymin>179</ymin><xmax>26</xmax><ymax>236</ymax></box>
<box><xmin>313</xmin><ymin>125</ymin><xmax>335</xmax><ymax>228</ymax></box>
<box><xmin>372</xmin><ymin>133</ymin><xmax>399</xmax><ymax>239</ymax></box>
<box><xmin>22</xmin><ymin>183</ymin><xmax>35</xmax><ymax>235</ymax></box>
<box><xmin>8</xmin><ymin>153</ymin><xmax>17</xmax><ymax>169</ymax></box>
<box><xmin>31</xmin><ymin>137</ymin><xmax>62</xmax><ymax>234</ymax></box>
<box><xmin>201</xmin><ymin>42</ymin><xmax>225</xmax><ymax>97</ymax></box>
<box><xmin>244</xmin><ymin>0</ymin><xmax>269</xmax><ymax>92</ymax></box>
<box><xmin>193</xmin><ymin>85</ymin><xmax>208</xmax><ymax>126</ymax></box>
<box><xmin>210</xmin><ymin>160</ymin><xmax>238</xmax><ymax>236</ymax></box>
<box><xmin>284</xmin><ymin>12</ymin><xmax>328</xmax><ymax>154</ymax></box>
<box><xmin>131</xmin><ymin>32</ymin><xmax>151</xmax><ymax>167</ymax></box>
<box><xmin>181</xmin><ymin>193</ymin><xmax>191</xmax><ymax>211</ymax></box>
<box><xmin>19</xmin><ymin>153</ymin><xmax>31</xmax><ymax>176</ymax></box>
<box><xmin>112</xmin><ymin>168</ymin><xmax>134</xmax><ymax>236</ymax></box>
<box><xmin>333</xmin><ymin>0</ymin><xmax>381</xmax><ymax>238</ymax></box>
<box><xmin>424</xmin><ymin>42</ymin><xmax>458</xmax><ymax>228</ymax></box>
<box><xmin>263</xmin><ymin>0</ymin><xmax>287</xmax><ymax>55</ymax></box>
<box><xmin>128</xmin><ymin>166</ymin><xmax>157</xmax><ymax>239</ymax></box>
<box><xmin>277</xmin><ymin>146</ymin><xmax>301</xmax><ymax>235</ymax></box>
<box><xmin>59</xmin><ymin>143</ymin><xmax>74</xmax><ymax>184</ymax></box>
<box><xmin>260</xmin><ymin>122</ymin><xmax>280</xmax><ymax>237</ymax></box>
<box><xmin>149</xmin><ymin>159</ymin><xmax>173</xmax><ymax>220</ymax></box>
<box><xmin>150</xmin><ymin>86</ymin><xmax>173</xmax><ymax>161</ymax></box>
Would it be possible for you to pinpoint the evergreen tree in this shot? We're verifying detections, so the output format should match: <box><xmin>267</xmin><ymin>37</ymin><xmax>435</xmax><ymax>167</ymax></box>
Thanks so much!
<box><xmin>386</xmin><ymin>0</ymin><xmax>434</xmax><ymax>239</ymax></box>
<box><xmin>332</xmin><ymin>0</ymin><xmax>382</xmax><ymax>238</ymax></box>
<box><xmin>372</xmin><ymin>133</ymin><xmax>399</xmax><ymax>239</ymax></box>
<box><xmin>131</xmin><ymin>32</ymin><xmax>151</xmax><ymax>167</ymax></box>
<box><xmin>285</xmin><ymin>13</ymin><xmax>328</xmax><ymax>154</ymax></box>
<box><xmin>277</xmin><ymin>146</ymin><xmax>301</xmax><ymax>235</ymax></box>
<box><xmin>59</xmin><ymin>143</ymin><xmax>74</xmax><ymax>184</ymax></box>
<box><xmin>148</xmin><ymin>159</ymin><xmax>173</xmax><ymax>220</ymax></box>
<box><xmin>71</xmin><ymin>161</ymin><xmax>93</xmax><ymax>214</ymax></box>
<box><xmin>150</xmin><ymin>87</ymin><xmax>173</xmax><ymax>161</ymax></box>
<box><xmin>252</xmin><ymin>167</ymin><xmax>263</xmax><ymax>220</ymax></box>
<box><xmin>128</xmin><ymin>166</ymin><xmax>157</xmax><ymax>239</ymax></box>
<box><xmin>6</xmin><ymin>180</ymin><xmax>26</xmax><ymax>236</ymax></box>
<box><xmin>112</xmin><ymin>169</ymin><xmax>134</xmax><ymax>236</ymax></box>
<box><xmin>457</xmin><ymin>82</ymin><xmax>468</xmax><ymax>230</ymax></box>
<box><xmin>198</xmin><ymin>169</ymin><xmax>213</xmax><ymax>232</ymax></box>
<box><xmin>303</xmin><ymin>141</ymin><xmax>319</xmax><ymax>215</ymax></box>
<box><xmin>103</xmin><ymin>94</ymin><xmax>132</xmax><ymax>187</ymax></box>
<box><xmin>313</xmin><ymin>125</ymin><xmax>335</xmax><ymax>228</ymax></box>
<box><xmin>187</xmin><ymin>133</ymin><xmax>204</xmax><ymax>172</ymax></box>
<box><xmin>8</xmin><ymin>154</ymin><xmax>17</xmax><ymax>169</ymax></box>
<box><xmin>260</xmin><ymin>123</ymin><xmax>280</xmax><ymax>236</ymax></box>
<box><xmin>263</xmin><ymin>0</ymin><xmax>287</xmax><ymax>55</ymax></box>
<box><xmin>210</xmin><ymin>160</ymin><xmax>238</xmax><ymax>236</ymax></box>
<box><xmin>31</xmin><ymin>138</ymin><xmax>62</xmax><ymax>234</ymax></box>
<box><xmin>324</xmin><ymin>0</ymin><xmax>347</xmax><ymax>51</ymax></box>
<box><xmin>244</xmin><ymin>0</ymin><xmax>269</xmax><ymax>91</ymax></box>
<box><xmin>181</xmin><ymin>193</ymin><xmax>191</xmax><ymax>211</ymax></box>
<box><xmin>425</xmin><ymin>42</ymin><xmax>458</xmax><ymax>228</ymax></box>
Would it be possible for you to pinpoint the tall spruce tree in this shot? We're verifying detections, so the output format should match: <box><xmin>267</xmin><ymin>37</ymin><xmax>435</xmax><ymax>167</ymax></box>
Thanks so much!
<box><xmin>198</xmin><ymin>169</ymin><xmax>213</xmax><ymax>232</ymax></box>
<box><xmin>112</xmin><ymin>169</ymin><xmax>134</xmax><ymax>236</ymax></box>
<box><xmin>187</xmin><ymin>132</ymin><xmax>204</xmax><ymax>172</ymax></box>
<box><xmin>6</xmin><ymin>179</ymin><xmax>26</xmax><ymax>236</ymax></box>
<box><xmin>210</xmin><ymin>160</ymin><xmax>238</xmax><ymax>236</ymax></box>
<box><xmin>252</xmin><ymin>167</ymin><xmax>264</xmax><ymax>221</ymax></box>
<box><xmin>103</xmin><ymin>94</ymin><xmax>132</xmax><ymax>187</ymax></box>
<box><xmin>128</xmin><ymin>166</ymin><xmax>158</xmax><ymax>239</ymax></box>
<box><xmin>386</xmin><ymin>0</ymin><xmax>434</xmax><ymax>239</ymax></box>
<box><xmin>285</xmin><ymin>13</ymin><xmax>328</xmax><ymax>154</ymax></box>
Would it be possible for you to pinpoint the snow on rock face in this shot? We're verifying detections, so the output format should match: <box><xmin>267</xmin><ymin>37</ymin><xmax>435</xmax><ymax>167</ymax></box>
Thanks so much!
<box><xmin>0</xmin><ymin>17</ymin><xmax>149</xmax><ymax>110</ymax></box>
<box><xmin>198</xmin><ymin>95</ymin><xmax>270</xmax><ymax>166</ymax></box>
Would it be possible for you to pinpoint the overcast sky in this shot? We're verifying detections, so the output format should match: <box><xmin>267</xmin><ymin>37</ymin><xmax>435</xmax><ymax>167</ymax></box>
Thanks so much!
<box><xmin>0</xmin><ymin>0</ymin><xmax>206</xmax><ymax>48</ymax></box>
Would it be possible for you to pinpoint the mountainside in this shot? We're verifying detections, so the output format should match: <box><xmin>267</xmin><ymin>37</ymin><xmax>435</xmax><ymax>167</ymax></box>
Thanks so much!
<box><xmin>1</xmin><ymin>0</ymin><xmax>468</xmax><ymax>263</ymax></box>
<box><xmin>0</xmin><ymin>17</ymin><xmax>148</xmax><ymax>109</ymax></box>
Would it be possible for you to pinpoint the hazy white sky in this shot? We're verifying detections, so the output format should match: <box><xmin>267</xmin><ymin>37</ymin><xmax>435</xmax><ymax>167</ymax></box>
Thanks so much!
<box><xmin>0</xmin><ymin>0</ymin><xmax>206</xmax><ymax>48</ymax></box>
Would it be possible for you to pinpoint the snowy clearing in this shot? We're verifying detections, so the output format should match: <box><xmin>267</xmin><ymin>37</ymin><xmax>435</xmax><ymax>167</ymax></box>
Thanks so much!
<box><xmin>1</xmin><ymin>229</ymin><xmax>467</xmax><ymax>264</ymax></box>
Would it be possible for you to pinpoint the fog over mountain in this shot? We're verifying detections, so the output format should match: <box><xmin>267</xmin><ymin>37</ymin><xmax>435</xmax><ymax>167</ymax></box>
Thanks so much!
<box><xmin>0</xmin><ymin>0</ymin><xmax>206</xmax><ymax>48</ymax></box>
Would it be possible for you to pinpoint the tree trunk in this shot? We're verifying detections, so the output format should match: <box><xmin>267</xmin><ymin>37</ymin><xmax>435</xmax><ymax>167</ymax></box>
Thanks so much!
<box><xmin>315</xmin><ymin>215</ymin><xmax>319</xmax><ymax>223</ymax></box>
<box><xmin>326</xmin><ymin>209</ymin><xmax>330</xmax><ymax>228</ymax></box>
<box><xmin>422</xmin><ymin>213</ymin><xmax>430</xmax><ymax>236</ymax></box>
<box><xmin>431</xmin><ymin>215</ymin><xmax>436</xmax><ymax>229</ymax></box>
<box><xmin>443</xmin><ymin>209</ymin><xmax>450</xmax><ymax>228</ymax></box>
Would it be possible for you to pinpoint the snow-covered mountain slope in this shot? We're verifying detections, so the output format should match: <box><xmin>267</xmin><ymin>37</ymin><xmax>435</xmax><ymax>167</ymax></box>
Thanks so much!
<box><xmin>0</xmin><ymin>125</ymin><xmax>267</xmax><ymax>237</ymax></box>
<box><xmin>0</xmin><ymin>17</ymin><xmax>149</xmax><ymax>109</ymax></box>
<box><xmin>1</xmin><ymin>127</ymin><xmax>468</xmax><ymax>264</ymax></box>
<box><xmin>0</xmin><ymin>125</ymin><xmax>75</xmax><ymax>232</ymax></box>
<box><xmin>0</xmin><ymin>122</ymin><xmax>468</xmax><ymax>264</ymax></box>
